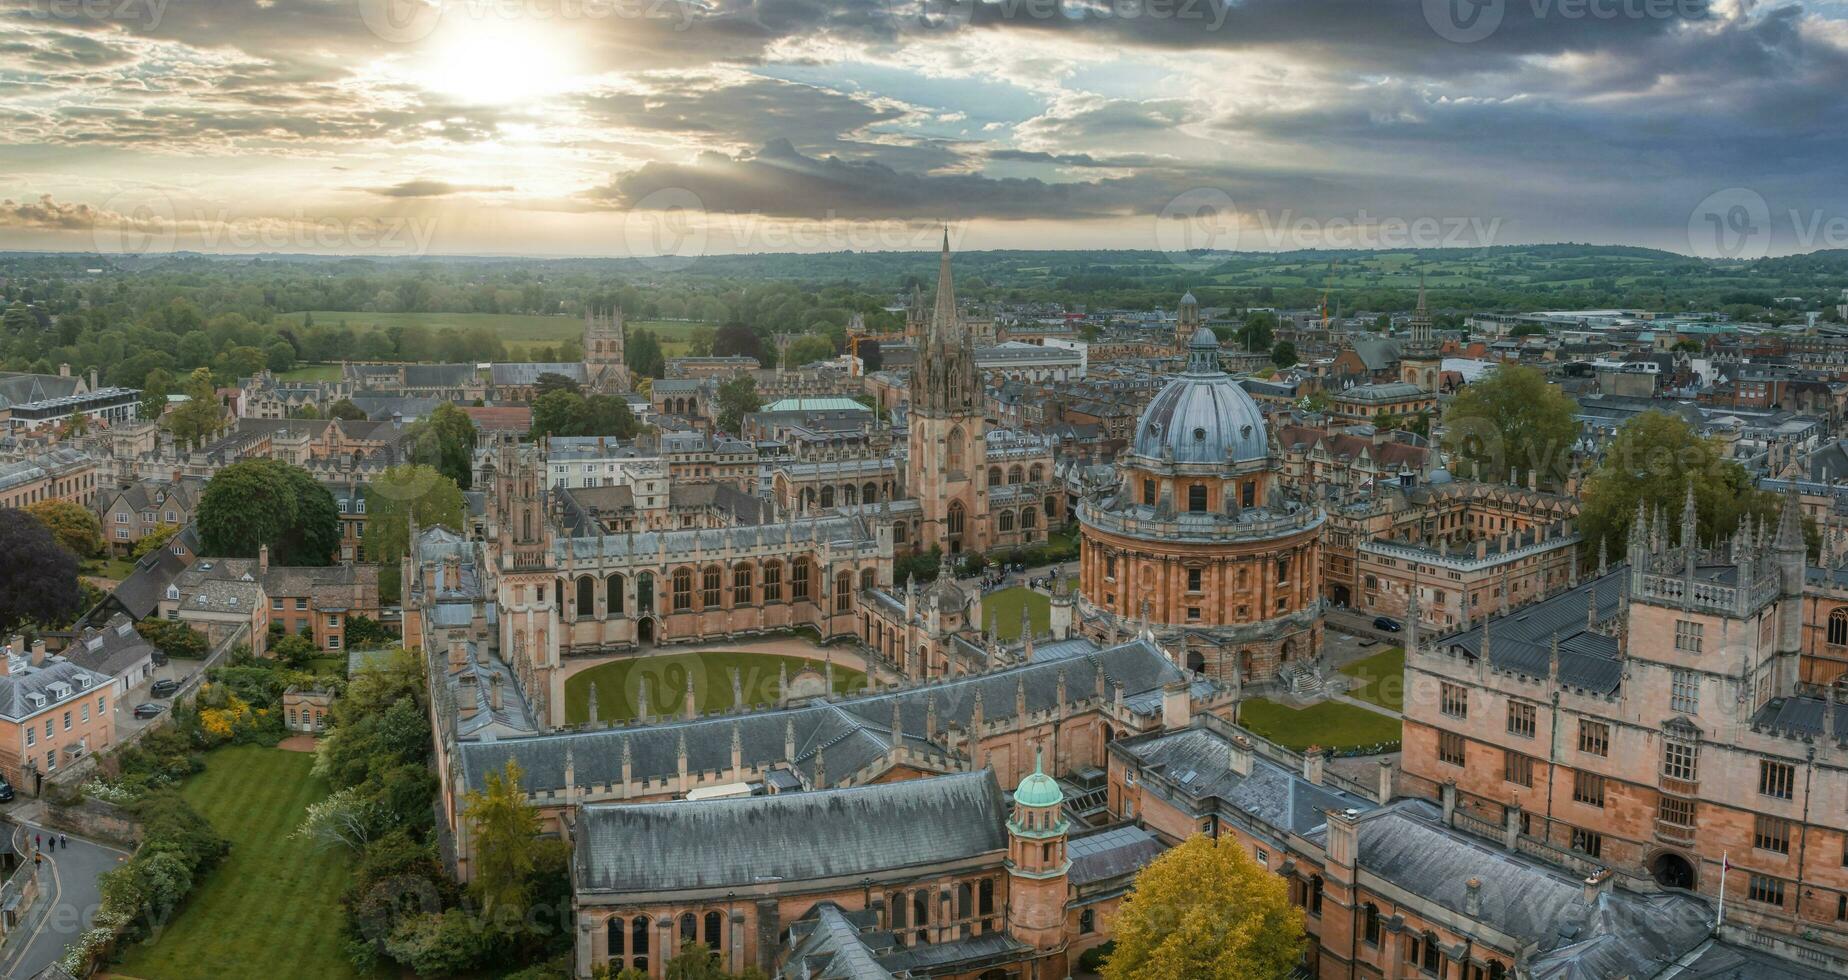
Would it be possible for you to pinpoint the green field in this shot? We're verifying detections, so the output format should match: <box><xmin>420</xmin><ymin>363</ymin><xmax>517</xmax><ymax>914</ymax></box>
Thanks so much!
<box><xmin>562</xmin><ymin>650</ymin><xmax>866</xmax><ymax>725</ymax></box>
<box><xmin>1338</xmin><ymin>647</ymin><xmax>1406</xmax><ymax>711</ymax></box>
<box><xmin>981</xmin><ymin>587</ymin><xmax>1051</xmax><ymax>640</ymax></box>
<box><xmin>1238</xmin><ymin>698</ymin><xmax>1402</xmax><ymax>753</ymax></box>
<box><xmin>282</xmin><ymin>311</ymin><xmax>712</xmax><ymax>342</ymax></box>
<box><xmin>116</xmin><ymin>746</ymin><xmax>364</xmax><ymax>980</ymax></box>
<box><xmin>80</xmin><ymin>557</ymin><xmax>139</xmax><ymax>581</ymax></box>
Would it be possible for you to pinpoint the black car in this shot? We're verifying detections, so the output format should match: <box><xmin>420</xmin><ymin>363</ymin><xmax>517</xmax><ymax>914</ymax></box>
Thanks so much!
<box><xmin>1373</xmin><ymin>616</ymin><xmax>1403</xmax><ymax>632</ymax></box>
<box><xmin>150</xmin><ymin>678</ymin><xmax>179</xmax><ymax>698</ymax></box>
<box><xmin>0</xmin><ymin>776</ymin><xmax>13</xmax><ymax>802</ymax></box>
<box><xmin>133</xmin><ymin>702</ymin><xmax>164</xmax><ymax>720</ymax></box>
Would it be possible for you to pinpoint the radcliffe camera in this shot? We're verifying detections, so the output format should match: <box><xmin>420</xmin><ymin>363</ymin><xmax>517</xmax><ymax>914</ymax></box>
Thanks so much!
<box><xmin>2</xmin><ymin>3</ymin><xmax>1847</xmax><ymax>979</ymax></box>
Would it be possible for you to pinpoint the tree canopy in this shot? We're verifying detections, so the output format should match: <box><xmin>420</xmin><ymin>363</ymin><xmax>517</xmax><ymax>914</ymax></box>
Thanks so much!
<box><xmin>531</xmin><ymin>390</ymin><xmax>640</xmax><ymax>440</ymax></box>
<box><xmin>1578</xmin><ymin>410</ymin><xmax>1803</xmax><ymax>564</ymax></box>
<box><xmin>1101</xmin><ymin>834</ymin><xmax>1303</xmax><ymax>980</ymax></box>
<box><xmin>1440</xmin><ymin>363</ymin><xmax>1579</xmax><ymax>488</ymax></box>
<box><xmin>716</xmin><ymin>375</ymin><xmax>762</xmax><ymax>434</ymax></box>
<box><xmin>196</xmin><ymin>458</ymin><xmax>341</xmax><ymax>566</ymax></box>
<box><xmin>0</xmin><ymin>508</ymin><xmax>83</xmax><ymax>631</ymax></box>
<box><xmin>364</xmin><ymin>465</ymin><xmax>466</xmax><ymax>564</ymax></box>
<box><xmin>405</xmin><ymin>401</ymin><xmax>478</xmax><ymax>491</ymax></box>
<box><xmin>26</xmin><ymin>498</ymin><xmax>102</xmax><ymax>557</ymax></box>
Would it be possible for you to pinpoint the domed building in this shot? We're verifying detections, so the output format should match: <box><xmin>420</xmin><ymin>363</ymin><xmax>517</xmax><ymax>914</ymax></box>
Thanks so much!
<box><xmin>1077</xmin><ymin>327</ymin><xmax>1325</xmax><ymax>685</ymax></box>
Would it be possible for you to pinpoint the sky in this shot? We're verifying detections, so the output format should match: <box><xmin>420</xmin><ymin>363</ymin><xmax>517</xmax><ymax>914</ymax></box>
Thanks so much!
<box><xmin>1</xmin><ymin>0</ymin><xmax>1845</xmax><ymax>259</ymax></box>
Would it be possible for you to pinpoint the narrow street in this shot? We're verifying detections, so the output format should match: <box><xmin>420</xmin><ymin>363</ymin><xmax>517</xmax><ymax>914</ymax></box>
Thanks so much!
<box><xmin>0</xmin><ymin>819</ymin><xmax>131</xmax><ymax>978</ymax></box>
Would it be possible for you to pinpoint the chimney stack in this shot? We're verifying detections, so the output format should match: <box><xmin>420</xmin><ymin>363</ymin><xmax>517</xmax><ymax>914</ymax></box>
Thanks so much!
<box><xmin>1464</xmin><ymin>878</ymin><xmax>1482</xmax><ymax>917</ymax></box>
<box><xmin>1161</xmin><ymin>679</ymin><xmax>1191</xmax><ymax>729</ymax></box>
<box><xmin>1582</xmin><ymin>868</ymin><xmax>1613</xmax><ymax>904</ymax></box>
<box><xmin>1302</xmin><ymin>746</ymin><xmax>1325</xmax><ymax>785</ymax></box>
<box><xmin>1229</xmin><ymin>733</ymin><xmax>1254</xmax><ymax>777</ymax></box>
<box><xmin>258</xmin><ymin>544</ymin><xmax>269</xmax><ymax>577</ymax></box>
<box><xmin>448</xmin><ymin>634</ymin><xmax>466</xmax><ymax>671</ymax></box>
<box><xmin>29</xmin><ymin>639</ymin><xmax>46</xmax><ymax>667</ymax></box>
<box><xmin>489</xmin><ymin>673</ymin><xmax>503</xmax><ymax>712</ymax></box>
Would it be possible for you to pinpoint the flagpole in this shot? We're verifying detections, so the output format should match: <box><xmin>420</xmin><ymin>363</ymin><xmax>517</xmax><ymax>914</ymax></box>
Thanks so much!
<box><xmin>1716</xmin><ymin>852</ymin><xmax>1728</xmax><ymax>929</ymax></box>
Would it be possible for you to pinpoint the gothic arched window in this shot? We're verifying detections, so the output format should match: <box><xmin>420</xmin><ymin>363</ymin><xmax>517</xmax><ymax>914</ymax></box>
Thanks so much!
<box><xmin>998</xmin><ymin>511</ymin><xmax>1015</xmax><ymax>533</ymax></box>
<box><xmin>733</xmin><ymin>564</ymin><xmax>753</xmax><ymax>605</ymax></box>
<box><xmin>1830</xmin><ymin>608</ymin><xmax>1848</xmax><ymax>646</ymax></box>
<box><xmin>576</xmin><ymin>576</ymin><xmax>596</xmax><ymax>619</ymax></box>
<box><xmin>948</xmin><ymin>501</ymin><xmax>966</xmax><ymax>536</ymax></box>
<box><xmin>607</xmin><ymin>574</ymin><xmax>625</xmax><ymax>615</ymax></box>
<box><xmin>836</xmin><ymin>571</ymin><xmax>853</xmax><ymax>612</ymax></box>
<box><xmin>703</xmin><ymin>565</ymin><xmax>723</xmax><ymax>607</ymax></box>
<box><xmin>947</xmin><ymin>426</ymin><xmax>966</xmax><ymax>472</ymax></box>
<box><xmin>762</xmin><ymin>561</ymin><xmax>782</xmax><ymax>602</ymax></box>
<box><xmin>704</xmin><ymin>910</ymin><xmax>722</xmax><ymax>951</ymax></box>
<box><xmin>672</xmin><ymin>567</ymin><xmax>693</xmax><ymax>611</ymax></box>
<box><xmin>989</xmin><ymin>467</ymin><xmax>1002</xmax><ymax>488</ymax></box>
<box><xmin>792</xmin><ymin>559</ymin><xmax>812</xmax><ymax>601</ymax></box>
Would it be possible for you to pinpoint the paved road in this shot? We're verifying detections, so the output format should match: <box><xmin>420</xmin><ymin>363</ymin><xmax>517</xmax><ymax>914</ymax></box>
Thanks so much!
<box><xmin>0</xmin><ymin>820</ymin><xmax>130</xmax><ymax>978</ymax></box>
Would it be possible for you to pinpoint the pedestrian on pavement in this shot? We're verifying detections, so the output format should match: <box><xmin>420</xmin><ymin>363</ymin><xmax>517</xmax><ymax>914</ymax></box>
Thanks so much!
<box><xmin>57</xmin><ymin>833</ymin><xmax>67</xmax><ymax>850</ymax></box>
<box><xmin>33</xmin><ymin>833</ymin><xmax>40</xmax><ymax>852</ymax></box>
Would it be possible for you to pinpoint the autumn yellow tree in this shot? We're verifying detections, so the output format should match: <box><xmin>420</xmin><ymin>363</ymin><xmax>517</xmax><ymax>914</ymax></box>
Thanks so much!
<box><xmin>1102</xmin><ymin>834</ymin><xmax>1303</xmax><ymax>980</ymax></box>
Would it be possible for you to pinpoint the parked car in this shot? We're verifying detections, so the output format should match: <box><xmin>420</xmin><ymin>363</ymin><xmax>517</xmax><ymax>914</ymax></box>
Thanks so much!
<box><xmin>133</xmin><ymin>702</ymin><xmax>164</xmax><ymax>719</ymax></box>
<box><xmin>1372</xmin><ymin>616</ymin><xmax>1403</xmax><ymax>632</ymax></box>
<box><xmin>0</xmin><ymin>776</ymin><xmax>14</xmax><ymax>802</ymax></box>
<box><xmin>150</xmin><ymin>678</ymin><xmax>179</xmax><ymax>698</ymax></box>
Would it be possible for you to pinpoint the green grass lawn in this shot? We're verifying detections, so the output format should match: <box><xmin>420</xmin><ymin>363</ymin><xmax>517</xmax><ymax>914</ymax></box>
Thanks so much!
<box><xmin>1338</xmin><ymin>647</ymin><xmax>1406</xmax><ymax>711</ymax></box>
<box><xmin>307</xmin><ymin>656</ymin><xmax>347</xmax><ymax>677</ymax></box>
<box><xmin>276</xmin><ymin>363</ymin><xmax>344</xmax><ymax>381</ymax></box>
<box><xmin>562</xmin><ymin>650</ymin><xmax>866</xmax><ymax>725</ymax></box>
<box><xmin>116</xmin><ymin>745</ymin><xmax>365</xmax><ymax>980</ymax></box>
<box><xmin>1238</xmin><ymin>698</ymin><xmax>1402</xmax><ymax>753</ymax></box>
<box><xmin>981</xmin><ymin>587</ymin><xmax>1051</xmax><ymax>640</ymax></box>
<box><xmin>80</xmin><ymin>557</ymin><xmax>139</xmax><ymax>581</ymax></box>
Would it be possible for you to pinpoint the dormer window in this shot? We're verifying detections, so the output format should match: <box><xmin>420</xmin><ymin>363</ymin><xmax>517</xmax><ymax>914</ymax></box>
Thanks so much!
<box><xmin>27</xmin><ymin>693</ymin><xmax>46</xmax><ymax>708</ymax></box>
<box><xmin>48</xmin><ymin>682</ymin><xmax>70</xmax><ymax>699</ymax></box>
<box><xmin>166</xmin><ymin>585</ymin><xmax>180</xmax><ymax>601</ymax></box>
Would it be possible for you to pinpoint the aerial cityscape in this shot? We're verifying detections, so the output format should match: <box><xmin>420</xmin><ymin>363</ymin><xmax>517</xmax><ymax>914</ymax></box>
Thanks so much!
<box><xmin>2</xmin><ymin>1</ymin><xmax>1848</xmax><ymax>979</ymax></box>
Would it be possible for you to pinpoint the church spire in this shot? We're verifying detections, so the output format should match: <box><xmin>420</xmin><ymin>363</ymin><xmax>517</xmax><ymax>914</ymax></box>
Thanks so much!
<box><xmin>931</xmin><ymin>227</ymin><xmax>957</xmax><ymax>339</ymax></box>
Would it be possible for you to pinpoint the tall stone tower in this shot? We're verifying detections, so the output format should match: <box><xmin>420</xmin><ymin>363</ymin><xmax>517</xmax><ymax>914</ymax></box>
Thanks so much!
<box><xmin>1399</xmin><ymin>275</ymin><xmax>1441</xmax><ymax>392</ymax></box>
<box><xmin>904</xmin><ymin>282</ymin><xmax>927</xmax><ymax>341</ymax></box>
<box><xmin>908</xmin><ymin>230</ymin><xmax>985</xmax><ymax>554</ymax></box>
<box><xmin>584</xmin><ymin>307</ymin><xmax>630</xmax><ymax>392</ymax></box>
<box><xmin>487</xmin><ymin>433</ymin><xmax>562</xmax><ymax>724</ymax></box>
<box><xmin>1005</xmin><ymin>750</ymin><xmax>1070</xmax><ymax>970</ymax></box>
<box><xmin>1176</xmin><ymin>290</ymin><xmax>1201</xmax><ymax>352</ymax></box>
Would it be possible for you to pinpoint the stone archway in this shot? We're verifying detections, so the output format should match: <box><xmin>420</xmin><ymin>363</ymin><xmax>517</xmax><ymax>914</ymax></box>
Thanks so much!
<box><xmin>1331</xmin><ymin>584</ymin><xmax>1351</xmax><ymax>608</ymax></box>
<box><xmin>1651</xmin><ymin>851</ymin><xmax>1696</xmax><ymax>890</ymax></box>
<box><xmin>636</xmin><ymin>617</ymin><xmax>657</xmax><ymax>646</ymax></box>
<box><xmin>1186</xmin><ymin>650</ymin><xmax>1207</xmax><ymax>675</ymax></box>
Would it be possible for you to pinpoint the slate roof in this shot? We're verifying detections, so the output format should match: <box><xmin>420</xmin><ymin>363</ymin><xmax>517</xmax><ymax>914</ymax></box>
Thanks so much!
<box><xmin>783</xmin><ymin>904</ymin><xmax>898</xmax><ymax>979</ymax></box>
<box><xmin>575</xmin><ymin>771</ymin><xmax>1007</xmax><ymax>894</ymax></box>
<box><xmin>457</xmin><ymin>637</ymin><xmax>1190</xmax><ymax>796</ymax></box>
<box><xmin>96</xmin><ymin>526</ymin><xmax>200</xmax><ymax>621</ymax></box>
<box><xmin>490</xmin><ymin>362</ymin><xmax>587</xmax><ymax>386</ymax></box>
<box><xmin>1750</xmin><ymin>694</ymin><xmax>1848</xmax><ymax>740</ymax></box>
<box><xmin>1323</xmin><ymin>800</ymin><xmax>1712</xmax><ymax>980</ymax></box>
<box><xmin>0</xmin><ymin>371</ymin><xmax>81</xmax><ymax>409</ymax></box>
<box><xmin>1117</xmin><ymin>724</ymin><xmax>1373</xmax><ymax>836</ymax></box>
<box><xmin>1667</xmin><ymin>940</ymin><xmax>1843</xmax><ymax>980</ymax></box>
<box><xmin>0</xmin><ymin>649</ymin><xmax>112</xmax><ymax>722</ymax></box>
<box><xmin>1066</xmin><ymin>824</ymin><xmax>1166</xmax><ymax>886</ymax></box>
<box><xmin>65</xmin><ymin>614</ymin><xmax>158</xmax><ymax>680</ymax></box>
<box><xmin>1432</xmin><ymin>568</ymin><xmax>1629</xmax><ymax>695</ymax></box>
<box><xmin>1345</xmin><ymin>337</ymin><xmax>1401</xmax><ymax>372</ymax></box>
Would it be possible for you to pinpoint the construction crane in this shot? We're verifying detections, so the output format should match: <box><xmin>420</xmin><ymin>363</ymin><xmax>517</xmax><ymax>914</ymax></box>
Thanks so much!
<box><xmin>1318</xmin><ymin>259</ymin><xmax>1341</xmax><ymax>329</ymax></box>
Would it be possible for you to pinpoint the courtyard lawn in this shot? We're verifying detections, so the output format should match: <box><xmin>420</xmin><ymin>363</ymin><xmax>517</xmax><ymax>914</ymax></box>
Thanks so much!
<box><xmin>981</xmin><ymin>587</ymin><xmax>1051</xmax><ymax>640</ymax></box>
<box><xmin>1338</xmin><ymin>647</ymin><xmax>1406</xmax><ymax>711</ymax></box>
<box><xmin>276</xmin><ymin>363</ymin><xmax>343</xmax><ymax>381</ymax></box>
<box><xmin>116</xmin><ymin>745</ymin><xmax>365</xmax><ymax>980</ymax></box>
<box><xmin>1238</xmin><ymin>698</ymin><xmax>1402</xmax><ymax>754</ymax></box>
<box><xmin>562</xmin><ymin>650</ymin><xmax>866</xmax><ymax>725</ymax></box>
